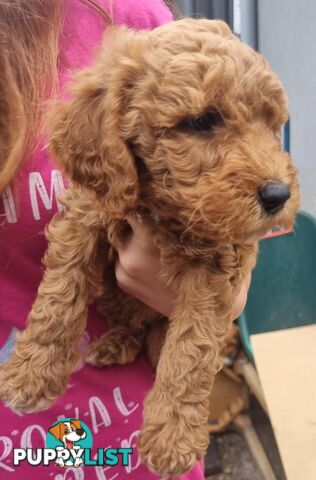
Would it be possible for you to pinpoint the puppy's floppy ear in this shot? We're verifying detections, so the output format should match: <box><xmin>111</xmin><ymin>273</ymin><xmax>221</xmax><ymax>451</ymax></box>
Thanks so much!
<box><xmin>48</xmin><ymin>27</ymin><xmax>146</xmax><ymax>216</ymax></box>
<box><xmin>48</xmin><ymin>423</ymin><xmax>62</xmax><ymax>440</ymax></box>
<box><xmin>70</xmin><ymin>419</ymin><xmax>81</xmax><ymax>430</ymax></box>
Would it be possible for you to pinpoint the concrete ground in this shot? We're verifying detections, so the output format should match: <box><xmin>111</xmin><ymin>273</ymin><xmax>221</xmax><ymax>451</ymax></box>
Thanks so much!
<box><xmin>206</xmin><ymin>432</ymin><xmax>264</xmax><ymax>480</ymax></box>
<box><xmin>205</xmin><ymin>397</ymin><xmax>286</xmax><ymax>480</ymax></box>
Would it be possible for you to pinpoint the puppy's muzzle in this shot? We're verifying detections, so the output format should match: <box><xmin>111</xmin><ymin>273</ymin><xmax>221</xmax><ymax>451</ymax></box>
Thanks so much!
<box><xmin>259</xmin><ymin>181</ymin><xmax>291</xmax><ymax>214</ymax></box>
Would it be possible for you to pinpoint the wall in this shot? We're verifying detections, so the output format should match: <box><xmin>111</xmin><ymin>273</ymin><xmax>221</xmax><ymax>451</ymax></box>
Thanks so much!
<box><xmin>256</xmin><ymin>0</ymin><xmax>316</xmax><ymax>215</ymax></box>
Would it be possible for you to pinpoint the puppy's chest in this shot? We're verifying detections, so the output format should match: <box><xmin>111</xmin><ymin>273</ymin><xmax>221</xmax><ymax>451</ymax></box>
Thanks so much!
<box><xmin>103</xmin><ymin>217</ymin><xmax>256</xmax><ymax>283</ymax></box>
<box><xmin>152</xmin><ymin>224</ymin><xmax>255</xmax><ymax>280</ymax></box>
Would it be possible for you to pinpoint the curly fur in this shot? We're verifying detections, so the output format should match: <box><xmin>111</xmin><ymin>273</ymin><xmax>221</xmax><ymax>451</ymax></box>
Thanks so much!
<box><xmin>0</xmin><ymin>19</ymin><xmax>299</xmax><ymax>477</ymax></box>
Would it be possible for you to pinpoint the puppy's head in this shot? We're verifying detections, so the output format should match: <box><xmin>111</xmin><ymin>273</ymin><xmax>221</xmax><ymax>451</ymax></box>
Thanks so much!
<box><xmin>49</xmin><ymin>18</ymin><xmax>299</xmax><ymax>240</ymax></box>
<box><xmin>48</xmin><ymin>419</ymin><xmax>85</xmax><ymax>447</ymax></box>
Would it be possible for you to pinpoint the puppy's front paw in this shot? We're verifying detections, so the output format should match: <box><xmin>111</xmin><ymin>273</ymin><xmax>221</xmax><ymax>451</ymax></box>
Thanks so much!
<box><xmin>137</xmin><ymin>394</ymin><xmax>209</xmax><ymax>477</ymax></box>
<box><xmin>55</xmin><ymin>458</ymin><xmax>65</xmax><ymax>468</ymax></box>
<box><xmin>0</xmin><ymin>344</ymin><xmax>68</xmax><ymax>413</ymax></box>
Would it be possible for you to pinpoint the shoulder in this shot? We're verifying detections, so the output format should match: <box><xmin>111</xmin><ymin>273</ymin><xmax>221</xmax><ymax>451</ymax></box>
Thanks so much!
<box><xmin>59</xmin><ymin>0</ymin><xmax>173</xmax><ymax>83</ymax></box>
<box><xmin>107</xmin><ymin>0</ymin><xmax>173</xmax><ymax>29</ymax></box>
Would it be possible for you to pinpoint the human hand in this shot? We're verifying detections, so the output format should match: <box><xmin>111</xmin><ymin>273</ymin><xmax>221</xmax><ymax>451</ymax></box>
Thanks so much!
<box><xmin>232</xmin><ymin>271</ymin><xmax>252</xmax><ymax>319</ymax></box>
<box><xmin>115</xmin><ymin>216</ymin><xmax>251</xmax><ymax>318</ymax></box>
<box><xmin>115</xmin><ymin>215</ymin><xmax>176</xmax><ymax>317</ymax></box>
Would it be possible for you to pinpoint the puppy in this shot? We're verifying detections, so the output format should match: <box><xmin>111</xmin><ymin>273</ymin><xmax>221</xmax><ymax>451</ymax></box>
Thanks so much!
<box><xmin>48</xmin><ymin>419</ymin><xmax>86</xmax><ymax>467</ymax></box>
<box><xmin>0</xmin><ymin>19</ymin><xmax>299</xmax><ymax>477</ymax></box>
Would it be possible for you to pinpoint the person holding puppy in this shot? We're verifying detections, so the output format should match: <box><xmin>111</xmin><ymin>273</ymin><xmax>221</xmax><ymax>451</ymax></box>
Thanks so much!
<box><xmin>0</xmin><ymin>1</ymin><xmax>250</xmax><ymax>478</ymax></box>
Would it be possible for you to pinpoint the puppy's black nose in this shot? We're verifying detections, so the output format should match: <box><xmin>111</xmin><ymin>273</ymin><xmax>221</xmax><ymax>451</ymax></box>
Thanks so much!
<box><xmin>259</xmin><ymin>181</ymin><xmax>291</xmax><ymax>214</ymax></box>
<box><xmin>76</xmin><ymin>428</ymin><xmax>84</xmax><ymax>436</ymax></box>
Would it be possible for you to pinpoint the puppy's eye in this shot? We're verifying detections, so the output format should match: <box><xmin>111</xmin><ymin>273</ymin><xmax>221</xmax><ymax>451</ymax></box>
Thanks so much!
<box><xmin>64</xmin><ymin>428</ymin><xmax>69</xmax><ymax>434</ymax></box>
<box><xmin>179</xmin><ymin>111</ymin><xmax>222</xmax><ymax>133</ymax></box>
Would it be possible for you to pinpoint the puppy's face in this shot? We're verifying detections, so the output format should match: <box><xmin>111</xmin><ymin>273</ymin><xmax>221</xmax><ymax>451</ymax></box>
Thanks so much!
<box><xmin>50</xmin><ymin>19</ymin><xmax>299</xmax><ymax>243</ymax></box>
<box><xmin>127</xmin><ymin>20</ymin><xmax>299</xmax><ymax>242</ymax></box>
<box><xmin>48</xmin><ymin>420</ymin><xmax>85</xmax><ymax>448</ymax></box>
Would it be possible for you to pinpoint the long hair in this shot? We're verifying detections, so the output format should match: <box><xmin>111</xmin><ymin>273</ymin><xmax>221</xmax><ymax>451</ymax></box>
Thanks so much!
<box><xmin>0</xmin><ymin>0</ymin><xmax>176</xmax><ymax>193</ymax></box>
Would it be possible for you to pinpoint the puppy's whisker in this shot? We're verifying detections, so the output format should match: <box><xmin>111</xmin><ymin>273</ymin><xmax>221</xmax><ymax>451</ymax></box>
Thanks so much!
<box><xmin>181</xmin><ymin>207</ymin><xmax>204</xmax><ymax>237</ymax></box>
<box><xmin>162</xmin><ymin>171</ymin><xmax>170</xmax><ymax>190</ymax></box>
<box><xmin>182</xmin><ymin>220</ymin><xmax>197</xmax><ymax>237</ymax></box>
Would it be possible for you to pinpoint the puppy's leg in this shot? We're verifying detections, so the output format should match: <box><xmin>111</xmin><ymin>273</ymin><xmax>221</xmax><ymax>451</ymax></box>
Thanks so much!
<box><xmin>145</xmin><ymin>317</ymin><xmax>168</xmax><ymax>369</ymax></box>
<box><xmin>87</xmin><ymin>269</ymin><xmax>158</xmax><ymax>366</ymax></box>
<box><xmin>87</xmin><ymin>315</ymin><xmax>167</xmax><ymax>368</ymax></box>
<box><xmin>86</xmin><ymin>326</ymin><xmax>146</xmax><ymax>366</ymax></box>
<box><xmin>137</xmin><ymin>267</ymin><xmax>236</xmax><ymax>478</ymax></box>
<box><xmin>0</xmin><ymin>190</ymin><xmax>105</xmax><ymax>413</ymax></box>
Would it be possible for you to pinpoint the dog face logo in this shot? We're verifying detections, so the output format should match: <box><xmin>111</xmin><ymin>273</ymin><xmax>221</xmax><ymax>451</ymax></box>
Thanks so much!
<box><xmin>49</xmin><ymin>419</ymin><xmax>86</xmax><ymax>449</ymax></box>
<box><xmin>47</xmin><ymin>418</ymin><xmax>91</xmax><ymax>468</ymax></box>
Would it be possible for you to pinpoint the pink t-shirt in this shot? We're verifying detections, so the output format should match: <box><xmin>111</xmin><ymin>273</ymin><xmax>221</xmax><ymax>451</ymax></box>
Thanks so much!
<box><xmin>0</xmin><ymin>1</ymin><xmax>205</xmax><ymax>479</ymax></box>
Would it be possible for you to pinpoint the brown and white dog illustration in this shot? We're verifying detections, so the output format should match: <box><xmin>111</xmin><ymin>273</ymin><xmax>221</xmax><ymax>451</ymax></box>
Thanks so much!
<box><xmin>48</xmin><ymin>419</ymin><xmax>86</xmax><ymax>467</ymax></box>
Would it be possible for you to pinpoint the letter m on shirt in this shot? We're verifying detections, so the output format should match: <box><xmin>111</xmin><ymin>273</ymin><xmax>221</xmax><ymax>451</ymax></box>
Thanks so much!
<box><xmin>29</xmin><ymin>170</ymin><xmax>64</xmax><ymax>220</ymax></box>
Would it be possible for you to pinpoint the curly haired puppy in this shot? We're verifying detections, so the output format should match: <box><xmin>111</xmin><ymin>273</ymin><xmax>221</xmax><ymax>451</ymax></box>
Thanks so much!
<box><xmin>0</xmin><ymin>19</ymin><xmax>299</xmax><ymax>477</ymax></box>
